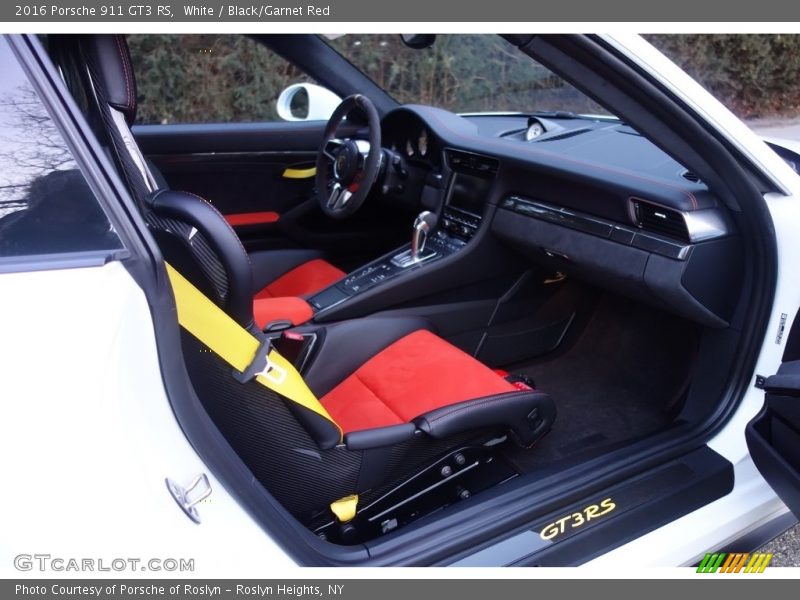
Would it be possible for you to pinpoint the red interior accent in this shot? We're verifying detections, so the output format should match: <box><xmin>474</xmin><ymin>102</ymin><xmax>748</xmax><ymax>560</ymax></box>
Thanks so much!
<box><xmin>252</xmin><ymin>296</ymin><xmax>313</xmax><ymax>329</ymax></box>
<box><xmin>255</xmin><ymin>259</ymin><xmax>346</xmax><ymax>299</ymax></box>
<box><xmin>321</xmin><ymin>330</ymin><xmax>518</xmax><ymax>433</ymax></box>
<box><xmin>224</xmin><ymin>211</ymin><xmax>280</xmax><ymax>227</ymax></box>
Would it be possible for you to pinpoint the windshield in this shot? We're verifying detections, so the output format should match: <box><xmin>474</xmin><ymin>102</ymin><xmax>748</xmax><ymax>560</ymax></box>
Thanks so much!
<box><xmin>325</xmin><ymin>34</ymin><xmax>612</xmax><ymax>117</ymax></box>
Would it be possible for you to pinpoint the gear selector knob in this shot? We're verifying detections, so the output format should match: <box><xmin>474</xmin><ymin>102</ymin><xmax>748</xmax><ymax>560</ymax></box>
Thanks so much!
<box><xmin>411</xmin><ymin>211</ymin><xmax>438</xmax><ymax>260</ymax></box>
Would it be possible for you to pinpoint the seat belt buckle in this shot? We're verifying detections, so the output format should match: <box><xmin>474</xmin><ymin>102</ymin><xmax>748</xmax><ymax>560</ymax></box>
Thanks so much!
<box><xmin>273</xmin><ymin>331</ymin><xmax>312</xmax><ymax>368</ymax></box>
<box><xmin>231</xmin><ymin>336</ymin><xmax>285</xmax><ymax>386</ymax></box>
<box><xmin>259</xmin><ymin>355</ymin><xmax>287</xmax><ymax>385</ymax></box>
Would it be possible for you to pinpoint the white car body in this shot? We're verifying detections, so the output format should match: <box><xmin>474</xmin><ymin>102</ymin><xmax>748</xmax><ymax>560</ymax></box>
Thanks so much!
<box><xmin>2</xmin><ymin>33</ymin><xmax>800</xmax><ymax>574</ymax></box>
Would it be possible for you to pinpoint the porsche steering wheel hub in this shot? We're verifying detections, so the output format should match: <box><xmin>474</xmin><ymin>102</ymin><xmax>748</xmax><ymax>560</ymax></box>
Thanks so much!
<box><xmin>332</xmin><ymin>140</ymin><xmax>360</xmax><ymax>184</ymax></box>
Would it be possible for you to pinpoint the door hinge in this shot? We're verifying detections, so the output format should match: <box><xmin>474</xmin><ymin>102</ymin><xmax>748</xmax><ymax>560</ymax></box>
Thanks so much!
<box><xmin>755</xmin><ymin>374</ymin><xmax>767</xmax><ymax>389</ymax></box>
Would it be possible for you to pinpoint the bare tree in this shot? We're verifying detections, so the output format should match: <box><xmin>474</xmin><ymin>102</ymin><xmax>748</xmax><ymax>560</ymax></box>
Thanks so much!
<box><xmin>0</xmin><ymin>82</ymin><xmax>76</xmax><ymax>212</ymax></box>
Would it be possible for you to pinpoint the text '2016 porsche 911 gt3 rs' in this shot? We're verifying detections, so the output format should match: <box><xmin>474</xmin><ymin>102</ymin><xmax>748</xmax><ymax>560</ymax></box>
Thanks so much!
<box><xmin>1</xmin><ymin>33</ymin><xmax>800</xmax><ymax>570</ymax></box>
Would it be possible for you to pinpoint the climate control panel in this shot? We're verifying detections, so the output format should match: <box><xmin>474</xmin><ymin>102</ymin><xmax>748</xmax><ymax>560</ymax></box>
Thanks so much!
<box><xmin>441</xmin><ymin>207</ymin><xmax>481</xmax><ymax>241</ymax></box>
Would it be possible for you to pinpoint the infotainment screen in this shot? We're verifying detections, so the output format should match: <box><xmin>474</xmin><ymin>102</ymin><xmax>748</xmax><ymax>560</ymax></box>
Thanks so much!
<box><xmin>446</xmin><ymin>173</ymin><xmax>493</xmax><ymax>216</ymax></box>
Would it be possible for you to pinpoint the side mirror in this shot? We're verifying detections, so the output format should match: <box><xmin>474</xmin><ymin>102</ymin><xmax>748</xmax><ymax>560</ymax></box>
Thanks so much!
<box><xmin>276</xmin><ymin>83</ymin><xmax>342</xmax><ymax>122</ymax></box>
<box><xmin>401</xmin><ymin>34</ymin><xmax>436</xmax><ymax>49</ymax></box>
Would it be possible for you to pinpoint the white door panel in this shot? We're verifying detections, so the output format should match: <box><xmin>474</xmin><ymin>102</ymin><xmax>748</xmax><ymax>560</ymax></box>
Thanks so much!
<box><xmin>0</xmin><ymin>262</ymin><xmax>296</xmax><ymax>576</ymax></box>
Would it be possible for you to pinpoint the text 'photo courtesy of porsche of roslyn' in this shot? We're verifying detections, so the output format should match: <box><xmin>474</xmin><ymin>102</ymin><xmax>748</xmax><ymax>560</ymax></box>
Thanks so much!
<box><xmin>1</xmin><ymin>31</ymin><xmax>800</xmax><ymax>573</ymax></box>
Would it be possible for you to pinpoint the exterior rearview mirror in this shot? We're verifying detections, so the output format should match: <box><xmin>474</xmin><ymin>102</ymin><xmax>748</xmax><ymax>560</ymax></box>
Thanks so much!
<box><xmin>276</xmin><ymin>83</ymin><xmax>342</xmax><ymax>122</ymax></box>
<box><xmin>401</xmin><ymin>34</ymin><xmax>436</xmax><ymax>49</ymax></box>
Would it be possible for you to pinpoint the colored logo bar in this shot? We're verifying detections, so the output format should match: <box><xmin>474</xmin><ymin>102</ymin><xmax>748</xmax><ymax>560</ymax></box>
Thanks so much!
<box><xmin>696</xmin><ymin>552</ymin><xmax>773</xmax><ymax>573</ymax></box>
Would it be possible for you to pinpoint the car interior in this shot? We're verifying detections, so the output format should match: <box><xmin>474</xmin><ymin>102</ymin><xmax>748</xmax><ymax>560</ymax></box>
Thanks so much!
<box><xmin>44</xmin><ymin>33</ymin><xmax>770</xmax><ymax>561</ymax></box>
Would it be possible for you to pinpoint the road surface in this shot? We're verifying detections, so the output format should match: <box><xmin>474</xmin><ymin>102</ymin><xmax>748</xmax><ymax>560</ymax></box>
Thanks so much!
<box><xmin>747</xmin><ymin>117</ymin><xmax>800</xmax><ymax>142</ymax></box>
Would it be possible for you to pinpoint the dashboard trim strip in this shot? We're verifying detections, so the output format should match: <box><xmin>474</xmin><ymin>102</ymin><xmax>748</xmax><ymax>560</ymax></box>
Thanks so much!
<box><xmin>502</xmin><ymin>196</ymin><xmax>695</xmax><ymax>261</ymax></box>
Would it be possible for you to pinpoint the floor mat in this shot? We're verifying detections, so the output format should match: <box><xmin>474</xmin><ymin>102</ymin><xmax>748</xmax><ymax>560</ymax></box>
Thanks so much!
<box><xmin>503</xmin><ymin>293</ymin><xmax>699</xmax><ymax>471</ymax></box>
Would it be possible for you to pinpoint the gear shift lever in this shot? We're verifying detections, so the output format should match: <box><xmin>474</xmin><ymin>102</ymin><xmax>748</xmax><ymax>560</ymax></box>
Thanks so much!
<box><xmin>411</xmin><ymin>211</ymin><xmax>438</xmax><ymax>261</ymax></box>
<box><xmin>391</xmin><ymin>211</ymin><xmax>440</xmax><ymax>268</ymax></box>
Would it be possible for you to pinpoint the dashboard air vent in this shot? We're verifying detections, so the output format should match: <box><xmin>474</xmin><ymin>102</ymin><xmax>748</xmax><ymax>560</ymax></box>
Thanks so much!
<box><xmin>633</xmin><ymin>200</ymin><xmax>690</xmax><ymax>242</ymax></box>
<box><xmin>447</xmin><ymin>150</ymin><xmax>499</xmax><ymax>178</ymax></box>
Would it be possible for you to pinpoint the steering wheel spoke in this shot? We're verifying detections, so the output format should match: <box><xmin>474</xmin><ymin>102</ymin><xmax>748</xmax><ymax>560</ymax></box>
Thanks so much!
<box><xmin>322</xmin><ymin>138</ymin><xmax>344</xmax><ymax>161</ymax></box>
<box><xmin>326</xmin><ymin>183</ymin><xmax>353</xmax><ymax>210</ymax></box>
<box><xmin>337</xmin><ymin>189</ymin><xmax>353</xmax><ymax>209</ymax></box>
<box><xmin>355</xmin><ymin>144</ymin><xmax>372</xmax><ymax>169</ymax></box>
<box><xmin>326</xmin><ymin>183</ymin><xmax>341</xmax><ymax>208</ymax></box>
<box><xmin>355</xmin><ymin>139</ymin><xmax>371</xmax><ymax>156</ymax></box>
<box><xmin>316</xmin><ymin>95</ymin><xmax>381</xmax><ymax>219</ymax></box>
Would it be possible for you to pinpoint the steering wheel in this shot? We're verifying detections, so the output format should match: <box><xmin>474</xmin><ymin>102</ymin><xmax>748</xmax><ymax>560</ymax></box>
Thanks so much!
<box><xmin>316</xmin><ymin>94</ymin><xmax>382</xmax><ymax>219</ymax></box>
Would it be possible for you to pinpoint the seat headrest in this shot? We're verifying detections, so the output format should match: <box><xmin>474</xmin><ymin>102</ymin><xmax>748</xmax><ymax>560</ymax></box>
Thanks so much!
<box><xmin>80</xmin><ymin>34</ymin><xmax>137</xmax><ymax>126</ymax></box>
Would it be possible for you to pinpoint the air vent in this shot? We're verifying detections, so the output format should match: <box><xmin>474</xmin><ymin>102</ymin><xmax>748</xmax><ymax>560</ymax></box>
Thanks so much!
<box><xmin>633</xmin><ymin>200</ymin><xmax>690</xmax><ymax>242</ymax></box>
<box><xmin>447</xmin><ymin>150</ymin><xmax>499</xmax><ymax>178</ymax></box>
<box><xmin>681</xmin><ymin>170</ymin><xmax>701</xmax><ymax>183</ymax></box>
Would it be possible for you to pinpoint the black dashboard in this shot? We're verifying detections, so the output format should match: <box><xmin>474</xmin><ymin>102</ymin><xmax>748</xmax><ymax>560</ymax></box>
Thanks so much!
<box><xmin>376</xmin><ymin>106</ymin><xmax>742</xmax><ymax>328</ymax></box>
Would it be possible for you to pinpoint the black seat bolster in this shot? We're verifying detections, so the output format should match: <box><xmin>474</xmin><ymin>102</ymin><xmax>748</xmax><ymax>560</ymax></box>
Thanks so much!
<box><xmin>250</xmin><ymin>248</ymin><xmax>327</xmax><ymax>294</ymax></box>
<box><xmin>344</xmin><ymin>423</ymin><xmax>417</xmax><ymax>451</ymax></box>
<box><xmin>413</xmin><ymin>390</ymin><xmax>556</xmax><ymax>447</ymax></box>
<box><xmin>82</xmin><ymin>34</ymin><xmax>138</xmax><ymax>125</ymax></box>
<box><xmin>287</xmin><ymin>404</ymin><xmax>343</xmax><ymax>451</ymax></box>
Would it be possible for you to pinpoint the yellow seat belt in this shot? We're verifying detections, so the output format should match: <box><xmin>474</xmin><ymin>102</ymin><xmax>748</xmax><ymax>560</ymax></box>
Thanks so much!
<box><xmin>165</xmin><ymin>262</ymin><xmax>342</xmax><ymax>442</ymax></box>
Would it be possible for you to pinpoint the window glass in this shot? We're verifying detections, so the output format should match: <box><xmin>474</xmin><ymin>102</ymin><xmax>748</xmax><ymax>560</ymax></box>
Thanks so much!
<box><xmin>0</xmin><ymin>37</ymin><xmax>122</xmax><ymax>258</ymax></box>
<box><xmin>326</xmin><ymin>34</ymin><xmax>611</xmax><ymax>116</ymax></box>
<box><xmin>129</xmin><ymin>34</ymin><xmax>316</xmax><ymax>124</ymax></box>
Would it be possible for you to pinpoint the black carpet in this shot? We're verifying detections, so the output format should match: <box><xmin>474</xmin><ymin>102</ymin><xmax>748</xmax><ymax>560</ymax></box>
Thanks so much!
<box><xmin>503</xmin><ymin>294</ymin><xmax>699</xmax><ymax>471</ymax></box>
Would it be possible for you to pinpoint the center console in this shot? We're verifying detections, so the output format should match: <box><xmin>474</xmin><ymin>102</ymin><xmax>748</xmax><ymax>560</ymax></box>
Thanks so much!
<box><xmin>307</xmin><ymin>227</ymin><xmax>468</xmax><ymax>312</ymax></box>
<box><xmin>308</xmin><ymin>149</ymin><xmax>499</xmax><ymax>314</ymax></box>
<box><xmin>439</xmin><ymin>150</ymin><xmax>498</xmax><ymax>241</ymax></box>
